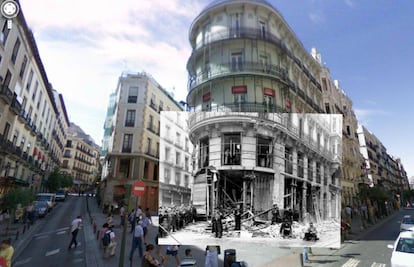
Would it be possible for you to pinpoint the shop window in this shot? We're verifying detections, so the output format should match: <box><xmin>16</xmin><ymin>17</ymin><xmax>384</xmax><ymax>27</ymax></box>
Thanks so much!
<box><xmin>257</xmin><ymin>136</ymin><xmax>272</xmax><ymax>168</ymax></box>
<box><xmin>199</xmin><ymin>137</ymin><xmax>209</xmax><ymax>168</ymax></box>
<box><xmin>222</xmin><ymin>133</ymin><xmax>241</xmax><ymax>165</ymax></box>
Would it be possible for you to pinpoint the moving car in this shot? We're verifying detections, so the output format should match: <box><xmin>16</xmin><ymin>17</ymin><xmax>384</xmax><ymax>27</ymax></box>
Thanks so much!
<box><xmin>55</xmin><ymin>190</ymin><xmax>66</xmax><ymax>202</ymax></box>
<box><xmin>33</xmin><ymin>201</ymin><xmax>48</xmax><ymax>218</ymax></box>
<box><xmin>37</xmin><ymin>193</ymin><xmax>56</xmax><ymax>210</ymax></box>
<box><xmin>400</xmin><ymin>215</ymin><xmax>414</xmax><ymax>232</ymax></box>
<box><xmin>388</xmin><ymin>231</ymin><xmax>414</xmax><ymax>267</ymax></box>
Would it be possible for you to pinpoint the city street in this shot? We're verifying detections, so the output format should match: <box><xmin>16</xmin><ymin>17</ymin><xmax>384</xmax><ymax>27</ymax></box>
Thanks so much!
<box><xmin>303</xmin><ymin>209</ymin><xmax>410</xmax><ymax>267</ymax></box>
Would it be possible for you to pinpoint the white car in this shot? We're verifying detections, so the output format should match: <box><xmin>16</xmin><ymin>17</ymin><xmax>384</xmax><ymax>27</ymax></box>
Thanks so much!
<box><xmin>400</xmin><ymin>215</ymin><xmax>414</xmax><ymax>232</ymax></box>
<box><xmin>388</xmin><ymin>231</ymin><xmax>414</xmax><ymax>267</ymax></box>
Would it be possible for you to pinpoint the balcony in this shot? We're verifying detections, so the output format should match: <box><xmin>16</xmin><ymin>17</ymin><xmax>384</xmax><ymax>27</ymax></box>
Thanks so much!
<box><xmin>10</xmin><ymin>95</ymin><xmax>22</xmax><ymax>115</ymax></box>
<box><xmin>188</xmin><ymin>61</ymin><xmax>288</xmax><ymax>91</ymax></box>
<box><xmin>0</xmin><ymin>84</ymin><xmax>13</xmax><ymax>104</ymax></box>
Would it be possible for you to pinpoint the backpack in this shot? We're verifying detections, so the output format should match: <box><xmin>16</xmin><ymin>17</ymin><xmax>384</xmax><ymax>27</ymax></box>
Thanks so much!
<box><xmin>102</xmin><ymin>231</ymin><xmax>111</xmax><ymax>246</ymax></box>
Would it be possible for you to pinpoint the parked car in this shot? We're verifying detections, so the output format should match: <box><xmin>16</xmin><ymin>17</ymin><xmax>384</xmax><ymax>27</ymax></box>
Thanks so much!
<box><xmin>37</xmin><ymin>193</ymin><xmax>56</xmax><ymax>210</ymax></box>
<box><xmin>388</xmin><ymin>231</ymin><xmax>414</xmax><ymax>267</ymax></box>
<box><xmin>400</xmin><ymin>215</ymin><xmax>414</xmax><ymax>232</ymax></box>
<box><xmin>34</xmin><ymin>201</ymin><xmax>48</xmax><ymax>218</ymax></box>
<box><xmin>55</xmin><ymin>190</ymin><xmax>66</xmax><ymax>202</ymax></box>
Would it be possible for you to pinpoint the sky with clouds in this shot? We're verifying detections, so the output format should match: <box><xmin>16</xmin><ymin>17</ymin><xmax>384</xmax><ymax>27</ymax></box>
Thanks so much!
<box><xmin>18</xmin><ymin>0</ymin><xmax>414</xmax><ymax>177</ymax></box>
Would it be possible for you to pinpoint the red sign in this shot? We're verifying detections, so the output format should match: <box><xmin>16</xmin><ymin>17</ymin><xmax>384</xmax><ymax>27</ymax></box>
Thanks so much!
<box><xmin>202</xmin><ymin>92</ymin><xmax>211</xmax><ymax>102</ymax></box>
<box><xmin>285</xmin><ymin>99</ymin><xmax>291</xmax><ymax>109</ymax></box>
<box><xmin>132</xmin><ymin>180</ymin><xmax>146</xmax><ymax>197</ymax></box>
<box><xmin>231</xmin><ymin>85</ymin><xmax>247</xmax><ymax>94</ymax></box>
<box><xmin>263</xmin><ymin>87</ymin><xmax>275</xmax><ymax>97</ymax></box>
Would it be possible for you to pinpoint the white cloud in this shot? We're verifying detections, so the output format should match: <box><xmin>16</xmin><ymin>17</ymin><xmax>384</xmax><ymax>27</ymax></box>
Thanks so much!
<box><xmin>344</xmin><ymin>0</ymin><xmax>355</xmax><ymax>8</ymax></box>
<box><xmin>18</xmin><ymin>0</ymin><xmax>206</xmax><ymax>143</ymax></box>
<box><xmin>354</xmin><ymin>108</ymin><xmax>390</xmax><ymax>126</ymax></box>
<box><xmin>309</xmin><ymin>12</ymin><xmax>325</xmax><ymax>24</ymax></box>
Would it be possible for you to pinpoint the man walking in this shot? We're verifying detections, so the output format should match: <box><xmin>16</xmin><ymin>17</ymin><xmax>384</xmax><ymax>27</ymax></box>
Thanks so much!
<box><xmin>68</xmin><ymin>215</ymin><xmax>82</xmax><ymax>249</ymax></box>
<box><xmin>129</xmin><ymin>219</ymin><xmax>144</xmax><ymax>261</ymax></box>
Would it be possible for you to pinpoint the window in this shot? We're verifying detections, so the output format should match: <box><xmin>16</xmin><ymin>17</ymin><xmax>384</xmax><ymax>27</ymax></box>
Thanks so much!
<box><xmin>122</xmin><ymin>134</ymin><xmax>133</xmax><ymax>153</ymax></box>
<box><xmin>165</xmin><ymin>147</ymin><xmax>170</xmax><ymax>162</ymax></box>
<box><xmin>143</xmin><ymin>161</ymin><xmax>150</xmax><ymax>179</ymax></box>
<box><xmin>128</xmin><ymin>87</ymin><xmax>138</xmax><ymax>103</ymax></box>
<box><xmin>185</xmin><ymin>157</ymin><xmax>189</xmax><ymax>171</ymax></box>
<box><xmin>32</xmin><ymin>81</ymin><xmax>39</xmax><ymax>101</ymax></box>
<box><xmin>37</xmin><ymin>91</ymin><xmax>42</xmax><ymax>109</ymax></box>
<box><xmin>185</xmin><ymin>138</ymin><xmax>189</xmax><ymax>151</ymax></box>
<box><xmin>19</xmin><ymin>55</ymin><xmax>28</xmax><ymax>79</ymax></box>
<box><xmin>66</xmin><ymin>140</ymin><xmax>72</xmax><ymax>148</ymax></box>
<box><xmin>165</xmin><ymin>125</ymin><xmax>171</xmax><ymax>140</ymax></box>
<box><xmin>230</xmin><ymin>13</ymin><xmax>240</xmax><ymax>37</ymax></box>
<box><xmin>176</xmin><ymin>151</ymin><xmax>181</xmax><ymax>165</ymax></box>
<box><xmin>148</xmin><ymin>115</ymin><xmax>153</xmax><ymax>130</ymax></box>
<box><xmin>176</xmin><ymin>132</ymin><xmax>181</xmax><ymax>145</ymax></box>
<box><xmin>42</xmin><ymin>100</ymin><xmax>47</xmax><ymax>117</ymax></box>
<box><xmin>164</xmin><ymin>168</ymin><xmax>171</xmax><ymax>184</ymax></box>
<box><xmin>175</xmin><ymin>172</ymin><xmax>180</xmax><ymax>185</ymax></box>
<box><xmin>154</xmin><ymin>164</ymin><xmax>159</xmax><ymax>181</ymax></box>
<box><xmin>222</xmin><ymin>133</ymin><xmax>241</xmax><ymax>165</ymax></box>
<box><xmin>257</xmin><ymin>136</ymin><xmax>272</xmax><ymax>168</ymax></box>
<box><xmin>147</xmin><ymin>138</ymin><xmax>152</xmax><ymax>154</ymax></box>
<box><xmin>62</xmin><ymin>160</ymin><xmax>69</xmax><ymax>168</ymax></box>
<box><xmin>285</xmin><ymin>147</ymin><xmax>293</xmax><ymax>174</ymax></box>
<box><xmin>1</xmin><ymin>20</ymin><xmax>10</xmax><ymax>45</ymax></box>
<box><xmin>64</xmin><ymin>150</ymin><xmax>71</xmax><ymax>158</ymax></box>
<box><xmin>184</xmin><ymin>175</ymin><xmax>189</xmax><ymax>187</ymax></box>
<box><xmin>159</xmin><ymin>101</ymin><xmax>164</xmax><ymax>112</ymax></box>
<box><xmin>259</xmin><ymin>21</ymin><xmax>266</xmax><ymax>39</ymax></box>
<box><xmin>119</xmin><ymin>159</ymin><xmax>130</xmax><ymax>179</ymax></box>
<box><xmin>156</xmin><ymin>142</ymin><xmax>159</xmax><ymax>157</ymax></box>
<box><xmin>125</xmin><ymin>110</ymin><xmax>135</xmax><ymax>127</ymax></box>
<box><xmin>316</xmin><ymin>163</ymin><xmax>321</xmax><ymax>184</ymax></box>
<box><xmin>199</xmin><ymin>137</ymin><xmax>209</xmax><ymax>168</ymax></box>
<box><xmin>26</xmin><ymin>70</ymin><xmax>33</xmax><ymax>91</ymax></box>
<box><xmin>11</xmin><ymin>38</ymin><xmax>21</xmax><ymax>64</ymax></box>
<box><xmin>150</xmin><ymin>93</ymin><xmax>156</xmax><ymax>106</ymax></box>
<box><xmin>3</xmin><ymin>70</ymin><xmax>12</xmax><ymax>88</ymax></box>
<box><xmin>297</xmin><ymin>152</ymin><xmax>304</xmax><ymax>177</ymax></box>
<box><xmin>231</xmin><ymin>52</ymin><xmax>243</xmax><ymax>71</ymax></box>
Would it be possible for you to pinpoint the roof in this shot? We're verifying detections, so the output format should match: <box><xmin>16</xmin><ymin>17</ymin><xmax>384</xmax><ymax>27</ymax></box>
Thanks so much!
<box><xmin>201</xmin><ymin>0</ymin><xmax>275</xmax><ymax>13</ymax></box>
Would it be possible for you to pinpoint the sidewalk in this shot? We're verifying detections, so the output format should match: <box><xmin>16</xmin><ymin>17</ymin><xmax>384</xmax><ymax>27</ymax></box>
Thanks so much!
<box><xmin>4</xmin><ymin>209</ymin><xmax>51</xmax><ymax>265</ymax></box>
<box><xmin>84</xmin><ymin>196</ymin><xmax>158</xmax><ymax>267</ymax></box>
<box><xmin>258</xmin><ymin>209</ymin><xmax>402</xmax><ymax>267</ymax></box>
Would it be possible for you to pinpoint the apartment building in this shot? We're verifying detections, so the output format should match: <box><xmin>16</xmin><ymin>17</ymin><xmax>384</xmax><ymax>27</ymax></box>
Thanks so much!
<box><xmin>0</xmin><ymin>6</ymin><xmax>67</xmax><ymax>195</ymax></box>
<box><xmin>312</xmin><ymin>48</ymin><xmax>365</xmax><ymax>207</ymax></box>
<box><xmin>186</xmin><ymin>0</ymin><xmax>324</xmax><ymax>114</ymax></box>
<box><xmin>60</xmin><ymin>123</ymin><xmax>100</xmax><ymax>191</ymax></box>
<box><xmin>159</xmin><ymin>111</ymin><xmax>193</xmax><ymax>207</ymax></box>
<box><xmin>188</xmin><ymin>112</ymin><xmax>342</xmax><ymax>221</ymax></box>
<box><xmin>101</xmin><ymin>72</ymin><xmax>183</xmax><ymax>212</ymax></box>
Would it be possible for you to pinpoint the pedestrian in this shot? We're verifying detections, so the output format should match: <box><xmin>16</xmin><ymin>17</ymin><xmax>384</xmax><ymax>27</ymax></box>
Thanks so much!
<box><xmin>68</xmin><ymin>215</ymin><xmax>82</xmax><ymax>250</ymax></box>
<box><xmin>303</xmin><ymin>222</ymin><xmax>319</xmax><ymax>241</ymax></box>
<box><xmin>145</xmin><ymin>207</ymin><xmax>153</xmax><ymax>224</ymax></box>
<box><xmin>184</xmin><ymin>248</ymin><xmax>193</xmax><ymax>259</ymax></box>
<box><xmin>142</xmin><ymin>244</ymin><xmax>160</xmax><ymax>267</ymax></box>
<box><xmin>129</xmin><ymin>209</ymin><xmax>136</xmax><ymax>233</ymax></box>
<box><xmin>155</xmin><ymin>234</ymin><xmax>167</xmax><ymax>266</ymax></box>
<box><xmin>107</xmin><ymin>213</ymin><xmax>113</xmax><ymax>228</ymax></box>
<box><xmin>103</xmin><ymin>226</ymin><xmax>117</xmax><ymax>258</ymax></box>
<box><xmin>129</xmin><ymin>219</ymin><xmax>144</xmax><ymax>261</ymax></box>
<box><xmin>142</xmin><ymin>213</ymin><xmax>151</xmax><ymax>244</ymax></box>
<box><xmin>205</xmin><ymin>245</ymin><xmax>220</xmax><ymax>267</ymax></box>
<box><xmin>120</xmin><ymin>205</ymin><xmax>126</xmax><ymax>227</ymax></box>
<box><xmin>99</xmin><ymin>223</ymin><xmax>109</xmax><ymax>249</ymax></box>
<box><xmin>212</xmin><ymin>211</ymin><xmax>223</xmax><ymax>238</ymax></box>
<box><xmin>0</xmin><ymin>239</ymin><xmax>14</xmax><ymax>267</ymax></box>
<box><xmin>165</xmin><ymin>245</ymin><xmax>180</xmax><ymax>266</ymax></box>
<box><xmin>234</xmin><ymin>206</ymin><xmax>241</xmax><ymax>231</ymax></box>
<box><xmin>279</xmin><ymin>218</ymin><xmax>292</xmax><ymax>238</ymax></box>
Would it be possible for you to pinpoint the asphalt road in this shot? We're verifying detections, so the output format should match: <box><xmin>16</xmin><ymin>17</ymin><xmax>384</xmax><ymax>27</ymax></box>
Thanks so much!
<box><xmin>309</xmin><ymin>209</ymin><xmax>413</xmax><ymax>267</ymax></box>
<box><xmin>13</xmin><ymin>196</ymin><xmax>87</xmax><ymax>267</ymax></box>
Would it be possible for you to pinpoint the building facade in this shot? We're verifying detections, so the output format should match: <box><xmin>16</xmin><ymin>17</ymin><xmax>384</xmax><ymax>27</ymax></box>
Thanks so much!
<box><xmin>159</xmin><ymin>111</ymin><xmax>193</xmax><ymax>207</ymax></box>
<box><xmin>186</xmin><ymin>0</ymin><xmax>324</xmax><ymax>114</ymax></box>
<box><xmin>60</xmin><ymin>123</ymin><xmax>100</xmax><ymax>191</ymax></box>
<box><xmin>312</xmin><ymin>48</ymin><xmax>365</xmax><ymax>207</ymax></box>
<box><xmin>0</xmin><ymin>6</ymin><xmax>68</xmax><ymax>195</ymax></box>
<box><xmin>101</xmin><ymin>72</ymin><xmax>183</xmax><ymax>212</ymax></box>
<box><xmin>188</xmin><ymin>112</ymin><xmax>342</xmax><ymax>221</ymax></box>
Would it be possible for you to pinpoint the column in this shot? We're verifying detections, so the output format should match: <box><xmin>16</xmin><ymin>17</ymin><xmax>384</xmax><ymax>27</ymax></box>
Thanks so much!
<box><xmin>320</xmin><ymin>163</ymin><xmax>325</xmax><ymax>220</ymax></box>
<box><xmin>302</xmin><ymin>184</ymin><xmax>307</xmax><ymax>223</ymax></box>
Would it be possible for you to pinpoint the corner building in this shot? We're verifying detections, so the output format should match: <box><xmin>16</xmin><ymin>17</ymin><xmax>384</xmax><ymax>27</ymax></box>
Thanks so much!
<box><xmin>101</xmin><ymin>72</ymin><xmax>183</xmax><ymax>212</ymax></box>
<box><xmin>189</xmin><ymin>112</ymin><xmax>342</xmax><ymax>221</ymax></box>
<box><xmin>186</xmin><ymin>0</ymin><xmax>324</xmax><ymax>113</ymax></box>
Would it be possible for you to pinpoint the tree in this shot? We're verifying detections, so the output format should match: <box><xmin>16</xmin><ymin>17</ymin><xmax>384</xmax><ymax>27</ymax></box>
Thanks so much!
<box><xmin>44</xmin><ymin>167</ymin><xmax>62</xmax><ymax>192</ymax></box>
<box><xmin>61</xmin><ymin>174</ymin><xmax>73</xmax><ymax>188</ymax></box>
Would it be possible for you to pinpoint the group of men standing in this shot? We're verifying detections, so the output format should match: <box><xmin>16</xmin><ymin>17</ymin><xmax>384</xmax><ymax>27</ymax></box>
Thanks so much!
<box><xmin>158</xmin><ymin>205</ymin><xmax>196</xmax><ymax>237</ymax></box>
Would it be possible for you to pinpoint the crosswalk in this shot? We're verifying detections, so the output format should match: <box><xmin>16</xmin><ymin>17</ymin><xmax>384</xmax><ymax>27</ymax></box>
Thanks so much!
<box><xmin>342</xmin><ymin>258</ymin><xmax>387</xmax><ymax>267</ymax></box>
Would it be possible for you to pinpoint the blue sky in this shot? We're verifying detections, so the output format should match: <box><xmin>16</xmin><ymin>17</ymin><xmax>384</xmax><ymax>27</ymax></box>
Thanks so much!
<box><xmin>18</xmin><ymin>0</ymin><xmax>414</xmax><ymax>177</ymax></box>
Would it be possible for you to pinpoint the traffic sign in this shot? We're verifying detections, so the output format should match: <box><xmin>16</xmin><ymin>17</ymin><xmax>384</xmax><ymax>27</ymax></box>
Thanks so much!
<box><xmin>132</xmin><ymin>180</ymin><xmax>146</xmax><ymax>197</ymax></box>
